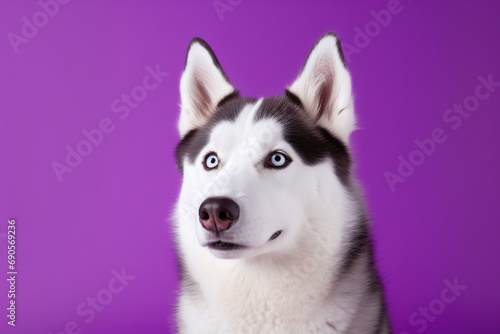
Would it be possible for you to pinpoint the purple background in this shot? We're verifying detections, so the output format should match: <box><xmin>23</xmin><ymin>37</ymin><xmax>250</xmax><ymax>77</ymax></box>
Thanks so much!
<box><xmin>1</xmin><ymin>1</ymin><xmax>499</xmax><ymax>333</ymax></box>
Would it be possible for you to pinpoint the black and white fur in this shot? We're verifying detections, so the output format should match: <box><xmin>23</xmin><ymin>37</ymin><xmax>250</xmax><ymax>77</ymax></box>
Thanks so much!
<box><xmin>173</xmin><ymin>33</ymin><xmax>391</xmax><ymax>333</ymax></box>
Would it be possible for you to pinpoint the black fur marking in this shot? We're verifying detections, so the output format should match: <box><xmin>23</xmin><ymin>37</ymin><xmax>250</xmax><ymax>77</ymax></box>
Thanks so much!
<box><xmin>365</xmin><ymin>280</ymin><xmax>391</xmax><ymax>334</ymax></box>
<box><xmin>331</xmin><ymin>32</ymin><xmax>347</xmax><ymax>68</ymax></box>
<box><xmin>370</xmin><ymin>257</ymin><xmax>391</xmax><ymax>333</ymax></box>
<box><xmin>337</xmin><ymin>223</ymin><xmax>391</xmax><ymax>333</ymax></box>
<box><xmin>254</xmin><ymin>95</ymin><xmax>352</xmax><ymax>185</ymax></box>
<box><xmin>175</xmin><ymin>96</ymin><xmax>257</xmax><ymax>172</ymax></box>
<box><xmin>284</xmin><ymin>89</ymin><xmax>304</xmax><ymax>108</ymax></box>
<box><xmin>337</xmin><ymin>214</ymin><xmax>391</xmax><ymax>333</ymax></box>
<box><xmin>182</xmin><ymin>268</ymin><xmax>202</xmax><ymax>299</ymax></box>
<box><xmin>176</xmin><ymin>255</ymin><xmax>200</xmax><ymax>297</ymax></box>
<box><xmin>217</xmin><ymin>90</ymin><xmax>240</xmax><ymax>107</ymax></box>
<box><xmin>339</xmin><ymin>219</ymin><xmax>370</xmax><ymax>276</ymax></box>
<box><xmin>372</xmin><ymin>300</ymin><xmax>390</xmax><ymax>334</ymax></box>
<box><xmin>175</xmin><ymin>129</ymin><xmax>204</xmax><ymax>171</ymax></box>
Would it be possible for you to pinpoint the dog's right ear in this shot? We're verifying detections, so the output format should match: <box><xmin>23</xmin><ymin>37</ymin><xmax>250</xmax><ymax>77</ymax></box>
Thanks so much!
<box><xmin>178</xmin><ymin>38</ymin><xmax>236</xmax><ymax>136</ymax></box>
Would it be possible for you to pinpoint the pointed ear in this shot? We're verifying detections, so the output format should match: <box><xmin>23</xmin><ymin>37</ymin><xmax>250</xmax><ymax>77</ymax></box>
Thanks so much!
<box><xmin>179</xmin><ymin>38</ymin><xmax>236</xmax><ymax>136</ymax></box>
<box><xmin>287</xmin><ymin>33</ymin><xmax>355</xmax><ymax>143</ymax></box>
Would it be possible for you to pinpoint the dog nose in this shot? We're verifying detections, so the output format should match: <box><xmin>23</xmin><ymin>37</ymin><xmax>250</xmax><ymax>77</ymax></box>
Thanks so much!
<box><xmin>199</xmin><ymin>197</ymin><xmax>240</xmax><ymax>233</ymax></box>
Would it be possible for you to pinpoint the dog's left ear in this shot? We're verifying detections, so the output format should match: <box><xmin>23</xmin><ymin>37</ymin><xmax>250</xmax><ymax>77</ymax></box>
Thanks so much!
<box><xmin>288</xmin><ymin>33</ymin><xmax>355</xmax><ymax>143</ymax></box>
<box><xmin>179</xmin><ymin>38</ymin><xmax>236</xmax><ymax>136</ymax></box>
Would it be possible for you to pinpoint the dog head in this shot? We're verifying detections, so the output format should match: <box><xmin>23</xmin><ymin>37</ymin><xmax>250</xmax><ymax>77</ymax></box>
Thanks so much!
<box><xmin>175</xmin><ymin>33</ymin><xmax>356</xmax><ymax>259</ymax></box>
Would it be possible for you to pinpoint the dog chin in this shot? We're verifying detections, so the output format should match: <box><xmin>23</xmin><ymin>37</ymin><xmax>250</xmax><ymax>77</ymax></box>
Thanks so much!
<box><xmin>208</xmin><ymin>246</ymin><xmax>253</xmax><ymax>259</ymax></box>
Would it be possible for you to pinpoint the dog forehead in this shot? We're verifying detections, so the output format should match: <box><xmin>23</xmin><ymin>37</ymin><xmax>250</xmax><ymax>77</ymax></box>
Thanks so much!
<box><xmin>209</xmin><ymin>100</ymin><xmax>283</xmax><ymax>151</ymax></box>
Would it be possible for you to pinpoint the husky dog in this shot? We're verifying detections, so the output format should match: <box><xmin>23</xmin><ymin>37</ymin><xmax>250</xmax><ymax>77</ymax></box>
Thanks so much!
<box><xmin>173</xmin><ymin>33</ymin><xmax>390</xmax><ymax>333</ymax></box>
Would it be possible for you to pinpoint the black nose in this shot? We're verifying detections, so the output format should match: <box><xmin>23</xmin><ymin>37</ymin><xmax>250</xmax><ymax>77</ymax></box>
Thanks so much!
<box><xmin>199</xmin><ymin>197</ymin><xmax>240</xmax><ymax>233</ymax></box>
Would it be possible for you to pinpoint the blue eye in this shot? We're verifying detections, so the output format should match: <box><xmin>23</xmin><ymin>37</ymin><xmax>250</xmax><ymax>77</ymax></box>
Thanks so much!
<box><xmin>266</xmin><ymin>151</ymin><xmax>291</xmax><ymax>169</ymax></box>
<box><xmin>271</xmin><ymin>152</ymin><xmax>286</xmax><ymax>166</ymax></box>
<box><xmin>203</xmin><ymin>153</ymin><xmax>219</xmax><ymax>170</ymax></box>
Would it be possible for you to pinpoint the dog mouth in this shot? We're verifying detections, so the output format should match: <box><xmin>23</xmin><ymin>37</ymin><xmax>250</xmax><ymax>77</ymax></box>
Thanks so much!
<box><xmin>206</xmin><ymin>230</ymin><xmax>283</xmax><ymax>252</ymax></box>
<box><xmin>207</xmin><ymin>241</ymin><xmax>246</xmax><ymax>251</ymax></box>
<box><xmin>269</xmin><ymin>230</ymin><xmax>282</xmax><ymax>241</ymax></box>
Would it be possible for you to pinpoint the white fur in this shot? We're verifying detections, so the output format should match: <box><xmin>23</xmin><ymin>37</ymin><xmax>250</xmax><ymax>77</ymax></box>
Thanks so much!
<box><xmin>175</xmin><ymin>101</ymin><xmax>363</xmax><ymax>332</ymax></box>
<box><xmin>174</xmin><ymin>35</ymin><xmax>389</xmax><ymax>333</ymax></box>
